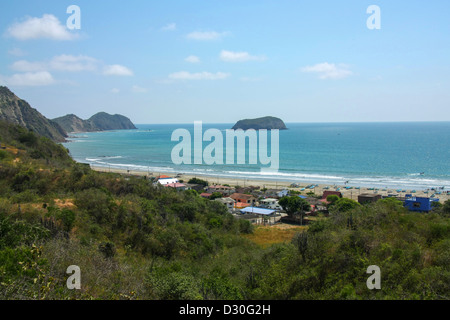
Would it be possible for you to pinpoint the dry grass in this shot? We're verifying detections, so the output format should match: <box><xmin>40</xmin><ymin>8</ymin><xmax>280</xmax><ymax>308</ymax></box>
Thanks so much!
<box><xmin>54</xmin><ymin>198</ymin><xmax>76</xmax><ymax>209</ymax></box>
<box><xmin>244</xmin><ymin>224</ymin><xmax>307</xmax><ymax>248</ymax></box>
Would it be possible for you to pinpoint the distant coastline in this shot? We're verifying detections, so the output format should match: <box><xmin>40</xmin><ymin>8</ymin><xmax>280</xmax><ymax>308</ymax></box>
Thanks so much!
<box><xmin>90</xmin><ymin>165</ymin><xmax>450</xmax><ymax>204</ymax></box>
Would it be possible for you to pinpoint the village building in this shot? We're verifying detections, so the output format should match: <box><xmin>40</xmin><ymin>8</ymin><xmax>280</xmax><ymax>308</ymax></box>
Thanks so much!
<box><xmin>185</xmin><ymin>183</ymin><xmax>204</xmax><ymax>192</ymax></box>
<box><xmin>404</xmin><ymin>196</ymin><xmax>440</xmax><ymax>212</ymax></box>
<box><xmin>230</xmin><ymin>193</ymin><xmax>257</xmax><ymax>206</ymax></box>
<box><xmin>154</xmin><ymin>178</ymin><xmax>179</xmax><ymax>186</ymax></box>
<box><xmin>358</xmin><ymin>193</ymin><xmax>382</xmax><ymax>204</ymax></box>
<box><xmin>215</xmin><ymin>197</ymin><xmax>236</xmax><ymax>213</ymax></box>
<box><xmin>322</xmin><ymin>191</ymin><xmax>343</xmax><ymax>199</ymax></box>
<box><xmin>259</xmin><ymin>198</ymin><xmax>283</xmax><ymax>210</ymax></box>
<box><xmin>164</xmin><ymin>182</ymin><xmax>188</xmax><ymax>191</ymax></box>
<box><xmin>206</xmin><ymin>185</ymin><xmax>235</xmax><ymax>196</ymax></box>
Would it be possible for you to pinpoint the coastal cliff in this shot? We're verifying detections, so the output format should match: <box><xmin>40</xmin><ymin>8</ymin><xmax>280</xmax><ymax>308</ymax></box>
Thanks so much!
<box><xmin>0</xmin><ymin>86</ymin><xmax>67</xmax><ymax>142</ymax></box>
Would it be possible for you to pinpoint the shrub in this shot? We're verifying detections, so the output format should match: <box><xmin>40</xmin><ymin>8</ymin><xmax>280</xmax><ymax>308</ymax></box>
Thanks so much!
<box><xmin>74</xmin><ymin>188</ymin><xmax>116</xmax><ymax>224</ymax></box>
<box><xmin>326</xmin><ymin>194</ymin><xmax>340</xmax><ymax>204</ymax></box>
<box><xmin>331</xmin><ymin>198</ymin><xmax>361</xmax><ymax>213</ymax></box>
<box><xmin>188</xmin><ymin>178</ymin><xmax>208</xmax><ymax>187</ymax></box>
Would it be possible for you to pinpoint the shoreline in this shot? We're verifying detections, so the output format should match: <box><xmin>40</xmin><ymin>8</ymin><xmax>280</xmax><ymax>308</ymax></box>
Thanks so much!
<box><xmin>90</xmin><ymin>165</ymin><xmax>450</xmax><ymax>203</ymax></box>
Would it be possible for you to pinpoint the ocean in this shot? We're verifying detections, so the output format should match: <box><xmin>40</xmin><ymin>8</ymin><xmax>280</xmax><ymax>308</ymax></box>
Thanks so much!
<box><xmin>62</xmin><ymin>122</ymin><xmax>450</xmax><ymax>190</ymax></box>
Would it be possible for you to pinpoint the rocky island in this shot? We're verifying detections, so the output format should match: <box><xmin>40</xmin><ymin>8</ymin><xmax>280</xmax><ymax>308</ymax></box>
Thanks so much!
<box><xmin>232</xmin><ymin>116</ymin><xmax>287</xmax><ymax>130</ymax></box>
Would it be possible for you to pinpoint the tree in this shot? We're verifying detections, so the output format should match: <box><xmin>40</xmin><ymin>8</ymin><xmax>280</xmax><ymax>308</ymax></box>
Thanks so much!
<box><xmin>442</xmin><ymin>200</ymin><xmax>450</xmax><ymax>216</ymax></box>
<box><xmin>331</xmin><ymin>198</ymin><xmax>361</xmax><ymax>213</ymax></box>
<box><xmin>188</xmin><ymin>178</ymin><xmax>208</xmax><ymax>187</ymax></box>
<box><xmin>326</xmin><ymin>194</ymin><xmax>340</xmax><ymax>205</ymax></box>
<box><xmin>209</xmin><ymin>192</ymin><xmax>223</xmax><ymax>200</ymax></box>
<box><xmin>279</xmin><ymin>196</ymin><xmax>311</xmax><ymax>224</ymax></box>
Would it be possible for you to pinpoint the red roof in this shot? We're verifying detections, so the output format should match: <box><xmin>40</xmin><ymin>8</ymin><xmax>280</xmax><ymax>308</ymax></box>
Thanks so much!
<box><xmin>164</xmin><ymin>183</ymin><xmax>186</xmax><ymax>188</ymax></box>
<box><xmin>156</xmin><ymin>175</ymin><xmax>171</xmax><ymax>179</ymax></box>
<box><xmin>235</xmin><ymin>202</ymin><xmax>250</xmax><ymax>208</ymax></box>
<box><xmin>230</xmin><ymin>193</ymin><xmax>255</xmax><ymax>201</ymax></box>
<box><xmin>200</xmin><ymin>193</ymin><xmax>212</xmax><ymax>198</ymax></box>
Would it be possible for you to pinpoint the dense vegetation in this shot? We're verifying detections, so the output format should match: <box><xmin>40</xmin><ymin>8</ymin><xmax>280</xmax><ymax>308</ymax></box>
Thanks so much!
<box><xmin>0</xmin><ymin>120</ymin><xmax>449</xmax><ymax>300</ymax></box>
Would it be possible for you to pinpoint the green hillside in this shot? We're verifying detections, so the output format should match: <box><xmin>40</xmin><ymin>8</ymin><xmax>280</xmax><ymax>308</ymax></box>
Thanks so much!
<box><xmin>0</xmin><ymin>120</ymin><xmax>448</xmax><ymax>300</ymax></box>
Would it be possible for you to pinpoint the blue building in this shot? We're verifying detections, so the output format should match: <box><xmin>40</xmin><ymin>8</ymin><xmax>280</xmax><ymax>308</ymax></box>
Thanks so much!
<box><xmin>404</xmin><ymin>196</ymin><xmax>439</xmax><ymax>212</ymax></box>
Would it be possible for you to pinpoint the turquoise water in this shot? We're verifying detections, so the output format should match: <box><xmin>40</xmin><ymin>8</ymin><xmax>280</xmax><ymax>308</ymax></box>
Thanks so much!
<box><xmin>63</xmin><ymin>122</ymin><xmax>450</xmax><ymax>190</ymax></box>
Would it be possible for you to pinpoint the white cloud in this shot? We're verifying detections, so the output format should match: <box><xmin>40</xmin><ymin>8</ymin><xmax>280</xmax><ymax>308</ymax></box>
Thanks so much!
<box><xmin>10</xmin><ymin>55</ymin><xmax>132</xmax><ymax>78</ymax></box>
<box><xmin>11</xmin><ymin>60</ymin><xmax>45</xmax><ymax>72</ymax></box>
<box><xmin>8</xmin><ymin>48</ymin><xmax>27</xmax><ymax>56</ymax></box>
<box><xmin>169</xmin><ymin>71</ymin><xmax>230</xmax><ymax>80</ymax></box>
<box><xmin>49</xmin><ymin>55</ymin><xmax>98</xmax><ymax>72</ymax></box>
<box><xmin>103</xmin><ymin>65</ymin><xmax>134</xmax><ymax>76</ymax></box>
<box><xmin>11</xmin><ymin>55</ymin><xmax>99</xmax><ymax>73</ymax></box>
<box><xmin>1</xmin><ymin>71</ymin><xmax>55</xmax><ymax>86</ymax></box>
<box><xmin>301</xmin><ymin>62</ymin><xmax>352</xmax><ymax>80</ymax></box>
<box><xmin>185</xmin><ymin>55</ymin><xmax>200</xmax><ymax>63</ymax></box>
<box><xmin>6</xmin><ymin>14</ymin><xmax>77</xmax><ymax>41</ymax></box>
<box><xmin>186</xmin><ymin>31</ymin><xmax>229</xmax><ymax>41</ymax></box>
<box><xmin>220</xmin><ymin>50</ymin><xmax>266</xmax><ymax>63</ymax></box>
<box><xmin>131</xmin><ymin>85</ymin><xmax>148</xmax><ymax>93</ymax></box>
<box><xmin>161</xmin><ymin>23</ymin><xmax>176</xmax><ymax>31</ymax></box>
<box><xmin>110</xmin><ymin>88</ymin><xmax>120</xmax><ymax>94</ymax></box>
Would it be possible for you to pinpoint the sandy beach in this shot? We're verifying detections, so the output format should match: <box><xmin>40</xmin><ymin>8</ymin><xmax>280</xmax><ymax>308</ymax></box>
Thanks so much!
<box><xmin>90</xmin><ymin>165</ymin><xmax>449</xmax><ymax>203</ymax></box>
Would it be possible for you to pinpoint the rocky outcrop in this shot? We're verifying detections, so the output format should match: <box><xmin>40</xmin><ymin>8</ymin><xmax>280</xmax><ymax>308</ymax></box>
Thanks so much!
<box><xmin>0</xmin><ymin>86</ymin><xmax>67</xmax><ymax>142</ymax></box>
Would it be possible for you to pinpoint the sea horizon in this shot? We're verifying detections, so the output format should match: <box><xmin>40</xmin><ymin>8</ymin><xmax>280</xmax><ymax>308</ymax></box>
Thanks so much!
<box><xmin>129</xmin><ymin>120</ymin><xmax>450</xmax><ymax>126</ymax></box>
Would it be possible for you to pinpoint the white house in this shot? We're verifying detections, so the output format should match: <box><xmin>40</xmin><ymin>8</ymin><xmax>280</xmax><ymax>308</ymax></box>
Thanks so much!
<box><xmin>154</xmin><ymin>178</ymin><xmax>179</xmax><ymax>186</ymax></box>
<box><xmin>215</xmin><ymin>197</ymin><xmax>236</xmax><ymax>213</ymax></box>
<box><xmin>259</xmin><ymin>198</ymin><xmax>283</xmax><ymax>210</ymax></box>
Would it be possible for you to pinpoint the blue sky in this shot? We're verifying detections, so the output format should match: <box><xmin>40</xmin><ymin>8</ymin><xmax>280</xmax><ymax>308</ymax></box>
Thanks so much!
<box><xmin>1</xmin><ymin>0</ymin><xmax>449</xmax><ymax>124</ymax></box>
